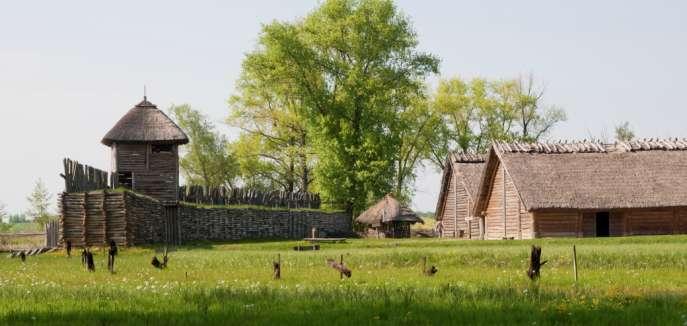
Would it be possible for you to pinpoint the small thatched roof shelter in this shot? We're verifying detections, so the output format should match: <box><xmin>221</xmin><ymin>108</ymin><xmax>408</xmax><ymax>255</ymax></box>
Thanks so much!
<box><xmin>356</xmin><ymin>194</ymin><xmax>424</xmax><ymax>226</ymax></box>
<box><xmin>102</xmin><ymin>97</ymin><xmax>189</xmax><ymax>146</ymax></box>
<box><xmin>356</xmin><ymin>194</ymin><xmax>422</xmax><ymax>238</ymax></box>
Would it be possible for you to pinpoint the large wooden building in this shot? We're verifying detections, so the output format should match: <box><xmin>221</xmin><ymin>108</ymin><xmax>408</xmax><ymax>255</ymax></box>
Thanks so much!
<box><xmin>437</xmin><ymin>139</ymin><xmax>687</xmax><ymax>239</ymax></box>
<box><xmin>102</xmin><ymin>97</ymin><xmax>189</xmax><ymax>205</ymax></box>
<box><xmin>435</xmin><ymin>153</ymin><xmax>485</xmax><ymax>239</ymax></box>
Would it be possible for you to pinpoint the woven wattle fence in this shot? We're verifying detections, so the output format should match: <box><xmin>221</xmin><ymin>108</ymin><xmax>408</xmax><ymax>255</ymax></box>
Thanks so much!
<box><xmin>178</xmin><ymin>186</ymin><xmax>321</xmax><ymax>209</ymax></box>
<box><xmin>61</xmin><ymin>158</ymin><xmax>110</xmax><ymax>193</ymax></box>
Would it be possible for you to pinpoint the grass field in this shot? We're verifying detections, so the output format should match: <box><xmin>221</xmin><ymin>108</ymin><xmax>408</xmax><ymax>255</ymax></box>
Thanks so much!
<box><xmin>1</xmin><ymin>236</ymin><xmax>686</xmax><ymax>325</ymax></box>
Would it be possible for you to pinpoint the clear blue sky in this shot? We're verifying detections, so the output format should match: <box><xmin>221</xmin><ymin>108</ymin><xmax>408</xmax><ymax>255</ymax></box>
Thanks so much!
<box><xmin>0</xmin><ymin>1</ymin><xmax>685</xmax><ymax>215</ymax></box>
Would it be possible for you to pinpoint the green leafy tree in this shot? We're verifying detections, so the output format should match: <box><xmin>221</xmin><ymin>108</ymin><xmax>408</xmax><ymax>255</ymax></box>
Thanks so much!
<box><xmin>429</xmin><ymin>76</ymin><xmax>566</xmax><ymax>169</ymax></box>
<box><xmin>229</xmin><ymin>66</ymin><xmax>314</xmax><ymax>192</ymax></box>
<box><xmin>169</xmin><ymin>105</ymin><xmax>239</xmax><ymax>189</ymax></box>
<box><xmin>239</xmin><ymin>0</ymin><xmax>439</xmax><ymax>214</ymax></box>
<box><xmin>615</xmin><ymin>121</ymin><xmax>635</xmax><ymax>142</ymax></box>
<box><xmin>391</xmin><ymin>95</ymin><xmax>445</xmax><ymax>202</ymax></box>
<box><xmin>27</xmin><ymin>179</ymin><xmax>54</xmax><ymax>228</ymax></box>
<box><xmin>0</xmin><ymin>201</ymin><xmax>6</xmax><ymax>222</ymax></box>
<box><xmin>0</xmin><ymin>202</ymin><xmax>9</xmax><ymax>232</ymax></box>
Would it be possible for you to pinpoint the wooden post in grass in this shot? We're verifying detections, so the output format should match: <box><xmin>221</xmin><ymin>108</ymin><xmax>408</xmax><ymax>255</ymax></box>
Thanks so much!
<box><xmin>423</xmin><ymin>256</ymin><xmax>438</xmax><ymax>276</ymax></box>
<box><xmin>572</xmin><ymin>245</ymin><xmax>578</xmax><ymax>283</ymax></box>
<box><xmin>339</xmin><ymin>254</ymin><xmax>344</xmax><ymax>279</ymax></box>
<box><xmin>273</xmin><ymin>254</ymin><xmax>281</xmax><ymax>280</ymax></box>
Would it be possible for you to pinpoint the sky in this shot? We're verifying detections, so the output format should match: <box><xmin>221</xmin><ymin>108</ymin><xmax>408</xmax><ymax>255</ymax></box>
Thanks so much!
<box><xmin>0</xmin><ymin>0</ymin><xmax>685</xmax><ymax>215</ymax></box>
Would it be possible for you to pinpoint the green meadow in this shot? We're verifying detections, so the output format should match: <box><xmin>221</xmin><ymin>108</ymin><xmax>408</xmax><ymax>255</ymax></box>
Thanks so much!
<box><xmin>1</xmin><ymin>236</ymin><xmax>686</xmax><ymax>325</ymax></box>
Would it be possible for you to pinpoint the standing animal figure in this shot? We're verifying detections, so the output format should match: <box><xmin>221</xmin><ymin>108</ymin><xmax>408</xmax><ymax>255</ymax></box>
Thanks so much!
<box><xmin>151</xmin><ymin>246</ymin><xmax>169</xmax><ymax>269</ymax></box>
<box><xmin>82</xmin><ymin>248</ymin><xmax>95</xmax><ymax>272</ymax></box>
<box><xmin>66</xmin><ymin>241</ymin><xmax>72</xmax><ymax>257</ymax></box>
<box><xmin>326</xmin><ymin>257</ymin><xmax>351</xmax><ymax>278</ymax></box>
<box><xmin>527</xmin><ymin>245</ymin><xmax>547</xmax><ymax>280</ymax></box>
<box><xmin>81</xmin><ymin>248</ymin><xmax>88</xmax><ymax>267</ymax></box>
<box><xmin>107</xmin><ymin>240</ymin><xmax>118</xmax><ymax>273</ymax></box>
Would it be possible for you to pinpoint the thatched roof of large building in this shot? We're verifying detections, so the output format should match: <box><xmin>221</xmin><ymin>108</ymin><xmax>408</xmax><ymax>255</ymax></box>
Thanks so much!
<box><xmin>435</xmin><ymin>152</ymin><xmax>485</xmax><ymax>219</ymax></box>
<box><xmin>356</xmin><ymin>194</ymin><xmax>423</xmax><ymax>227</ymax></box>
<box><xmin>473</xmin><ymin>139</ymin><xmax>687</xmax><ymax>213</ymax></box>
<box><xmin>102</xmin><ymin>97</ymin><xmax>189</xmax><ymax>146</ymax></box>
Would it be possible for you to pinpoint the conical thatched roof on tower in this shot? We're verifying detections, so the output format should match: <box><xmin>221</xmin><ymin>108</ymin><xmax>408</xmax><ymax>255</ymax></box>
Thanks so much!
<box><xmin>101</xmin><ymin>97</ymin><xmax>189</xmax><ymax>146</ymax></box>
<box><xmin>355</xmin><ymin>194</ymin><xmax>424</xmax><ymax>226</ymax></box>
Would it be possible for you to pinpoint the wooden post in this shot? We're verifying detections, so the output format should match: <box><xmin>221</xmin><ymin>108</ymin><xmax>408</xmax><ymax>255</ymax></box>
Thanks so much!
<box><xmin>422</xmin><ymin>256</ymin><xmax>426</xmax><ymax>275</ymax></box>
<box><xmin>273</xmin><ymin>254</ymin><xmax>281</xmax><ymax>280</ymax></box>
<box><xmin>340</xmin><ymin>254</ymin><xmax>344</xmax><ymax>279</ymax></box>
<box><xmin>572</xmin><ymin>245</ymin><xmax>578</xmax><ymax>283</ymax></box>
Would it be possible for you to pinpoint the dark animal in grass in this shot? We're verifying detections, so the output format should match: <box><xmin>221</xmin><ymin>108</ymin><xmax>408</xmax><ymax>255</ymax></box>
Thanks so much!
<box><xmin>326</xmin><ymin>258</ymin><xmax>351</xmax><ymax>278</ymax></box>
<box><xmin>527</xmin><ymin>245</ymin><xmax>547</xmax><ymax>280</ymax></box>
<box><xmin>19</xmin><ymin>251</ymin><xmax>26</xmax><ymax>262</ymax></box>
<box><xmin>66</xmin><ymin>240</ymin><xmax>72</xmax><ymax>257</ymax></box>
<box><xmin>107</xmin><ymin>240</ymin><xmax>118</xmax><ymax>273</ymax></box>
<box><xmin>81</xmin><ymin>248</ymin><xmax>88</xmax><ymax>267</ymax></box>
<box><xmin>85</xmin><ymin>249</ymin><xmax>95</xmax><ymax>272</ymax></box>
<box><xmin>151</xmin><ymin>247</ymin><xmax>169</xmax><ymax>269</ymax></box>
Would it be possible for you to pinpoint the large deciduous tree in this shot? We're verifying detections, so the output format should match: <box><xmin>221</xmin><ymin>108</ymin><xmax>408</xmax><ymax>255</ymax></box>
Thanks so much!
<box><xmin>235</xmin><ymin>0</ymin><xmax>439</xmax><ymax>214</ymax></box>
<box><xmin>169</xmin><ymin>105</ymin><xmax>239</xmax><ymax>189</ymax></box>
<box><xmin>229</xmin><ymin>64</ymin><xmax>314</xmax><ymax>193</ymax></box>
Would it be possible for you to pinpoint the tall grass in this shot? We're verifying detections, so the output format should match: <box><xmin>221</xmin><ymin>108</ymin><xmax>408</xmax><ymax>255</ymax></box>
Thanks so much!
<box><xmin>1</xmin><ymin>236</ymin><xmax>686</xmax><ymax>325</ymax></box>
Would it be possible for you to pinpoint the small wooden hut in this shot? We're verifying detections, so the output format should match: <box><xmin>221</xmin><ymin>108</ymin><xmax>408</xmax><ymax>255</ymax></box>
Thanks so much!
<box><xmin>356</xmin><ymin>194</ymin><xmax>424</xmax><ymax>238</ymax></box>
<box><xmin>435</xmin><ymin>152</ymin><xmax>485</xmax><ymax>239</ymax></box>
<box><xmin>472</xmin><ymin>139</ymin><xmax>687</xmax><ymax>239</ymax></box>
<box><xmin>102</xmin><ymin>97</ymin><xmax>189</xmax><ymax>205</ymax></box>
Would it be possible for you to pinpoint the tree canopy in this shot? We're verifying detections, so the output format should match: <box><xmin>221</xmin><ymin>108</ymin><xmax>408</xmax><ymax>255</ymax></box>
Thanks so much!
<box><xmin>428</xmin><ymin>76</ymin><xmax>566</xmax><ymax>169</ymax></box>
<box><xmin>27</xmin><ymin>179</ymin><xmax>54</xmax><ymax>228</ymax></box>
<box><xmin>170</xmin><ymin>104</ymin><xmax>239</xmax><ymax>189</ymax></box>
<box><xmin>232</xmin><ymin>0</ymin><xmax>439</xmax><ymax>213</ymax></box>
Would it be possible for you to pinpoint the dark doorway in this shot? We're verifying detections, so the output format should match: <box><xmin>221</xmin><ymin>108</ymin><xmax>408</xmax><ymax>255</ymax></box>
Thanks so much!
<box><xmin>595</xmin><ymin>212</ymin><xmax>610</xmax><ymax>237</ymax></box>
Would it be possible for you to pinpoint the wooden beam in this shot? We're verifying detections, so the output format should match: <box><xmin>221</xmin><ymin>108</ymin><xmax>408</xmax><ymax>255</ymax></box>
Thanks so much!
<box><xmin>502</xmin><ymin>167</ymin><xmax>507</xmax><ymax>239</ymax></box>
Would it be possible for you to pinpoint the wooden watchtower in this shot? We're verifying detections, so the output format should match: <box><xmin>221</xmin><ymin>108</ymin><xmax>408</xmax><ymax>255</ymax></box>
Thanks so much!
<box><xmin>102</xmin><ymin>97</ymin><xmax>188</xmax><ymax>205</ymax></box>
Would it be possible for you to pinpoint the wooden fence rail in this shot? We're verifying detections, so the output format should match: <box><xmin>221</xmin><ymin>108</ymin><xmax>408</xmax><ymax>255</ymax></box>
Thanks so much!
<box><xmin>178</xmin><ymin>186</ymin><xmax>321</xmax><ymax>209</ymax></box>
<box><xmin>61</xmin><ymin>158</ymin><xmax>110</xmax><ymax>193</ymax></box>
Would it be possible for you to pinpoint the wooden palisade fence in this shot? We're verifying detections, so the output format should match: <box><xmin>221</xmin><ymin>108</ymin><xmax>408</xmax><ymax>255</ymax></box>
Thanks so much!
<box><xmin>61</xmin><ymin>158</ymin><xmax>110</xmax><ymax>193</ymax></box>
<box><xmin>179</xmin><ymin>185</ymin><xmax>321</xmax><ymax>209</ymax></box>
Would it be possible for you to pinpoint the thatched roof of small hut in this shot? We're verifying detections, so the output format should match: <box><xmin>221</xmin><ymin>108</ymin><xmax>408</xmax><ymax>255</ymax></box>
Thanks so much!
<box><xmin>356</xmin><ymin>194</ymin><xmax>423</xmax><ymax>227</ymax></box>
<box><xmin>102</xmin><ymin>97</ymin><xmax>189</xmax><ymax>146</ymax></box>
<box><xmin>473</xmin><ymin>138</ymin><xmax>687</xmax><ymax>213</ymax></box>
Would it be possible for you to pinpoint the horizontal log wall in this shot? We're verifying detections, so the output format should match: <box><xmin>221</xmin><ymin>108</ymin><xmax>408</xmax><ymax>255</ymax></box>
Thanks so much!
<box><xmin>178</xmin><ymin>204</ymin><xmax>351</xmax><ymax>242</ymax></box>
<box><xmin>534</xmin><ymin>208</ymin><xmax>687</xmax><ymax>238</ymax></box>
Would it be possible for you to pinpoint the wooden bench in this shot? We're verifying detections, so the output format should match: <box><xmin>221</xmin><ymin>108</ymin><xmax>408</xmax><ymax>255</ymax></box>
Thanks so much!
<box><xmin>303</xmin><ymin>238</ymin><xmax>347</xmax><ymax>244</ymax></box>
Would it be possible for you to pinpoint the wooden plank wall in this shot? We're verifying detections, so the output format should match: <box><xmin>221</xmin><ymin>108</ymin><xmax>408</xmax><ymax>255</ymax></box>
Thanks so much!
<box><xmin>439</xmin><ymin>172</ymin><xmax>457</xmax><ymax>237</ymax></box>
<box><xmin>115</xmin><ymin>144</ymin><xmax>180</xmax><ymax>205</ymax></box>
<box><xmin>484</xmin><ymin>163</ymin><xmax>532</xmax><ymax>239</ymax></box>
